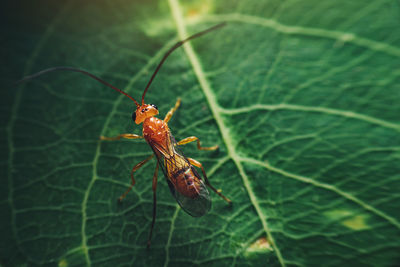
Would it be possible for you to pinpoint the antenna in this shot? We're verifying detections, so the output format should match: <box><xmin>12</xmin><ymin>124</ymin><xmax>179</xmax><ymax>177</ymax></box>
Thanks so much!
<box><xmin>16</xmin><ymin>66</ymin><xmax>140</xmax><ymax>107</ymax></box>
<box><xmin>141</xmin><ymin>22</ymin><xmax>226</xmax><ymax>105</ymax></box>
<box><xmin>16</xmin><ymin>23</ymin><xmax>227</xmax><ymax>108</ymax></box>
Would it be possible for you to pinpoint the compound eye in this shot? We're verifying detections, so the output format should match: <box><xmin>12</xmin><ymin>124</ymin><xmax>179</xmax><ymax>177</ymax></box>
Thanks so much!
<box><xmin>150</xmin><ymin>104</ymin><xmax>158</xmax><ymax>110</ymax></box>
<box><xmin>131</xmin><ymin>112</ymin><xmax>136</xmax><ymax>122</ymax></box>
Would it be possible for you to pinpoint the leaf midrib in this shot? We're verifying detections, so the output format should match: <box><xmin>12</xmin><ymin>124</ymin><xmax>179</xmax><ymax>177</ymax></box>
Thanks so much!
<box><xmin>167</xmin><ymin>0</ymin><xmax>286</xmax><ymax>266</ymax></box>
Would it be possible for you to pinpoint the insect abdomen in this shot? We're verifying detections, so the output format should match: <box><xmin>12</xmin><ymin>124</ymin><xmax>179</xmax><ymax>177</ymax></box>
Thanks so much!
<box><xmin>170</xmin><ymin>166</ymin><xmax>203</xmax><ymax>198</ymax></box>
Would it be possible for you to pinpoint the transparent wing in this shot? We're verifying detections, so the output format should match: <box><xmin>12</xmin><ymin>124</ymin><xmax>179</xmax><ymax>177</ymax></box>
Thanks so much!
<box><xmin>148</xmin><ymin>133</ymin><xmax>211</xmax><ymax>217</ymax></box>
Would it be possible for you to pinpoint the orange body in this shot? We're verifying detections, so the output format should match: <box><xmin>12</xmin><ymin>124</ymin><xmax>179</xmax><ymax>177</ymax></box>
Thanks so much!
<box><xmin>142</xmin><ymin>117</ymin><xmax>170</xmax><ymax>150</ymax></box>
<box><xmin>143</xmin><ymin>116</ymin><xmax>203</xmax><ymax>198</ymax></box>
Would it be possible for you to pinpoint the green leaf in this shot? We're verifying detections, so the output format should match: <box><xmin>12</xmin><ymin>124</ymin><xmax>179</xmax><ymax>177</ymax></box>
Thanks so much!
<box><xmin>2</xmin><ymin>0</ymin><xmax>400</xmax><ymax>266</ymax></box>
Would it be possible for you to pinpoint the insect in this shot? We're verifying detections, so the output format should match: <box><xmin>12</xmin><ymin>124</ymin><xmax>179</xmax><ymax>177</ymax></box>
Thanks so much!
<box><xmin>18</xmin><ymin>23</ymin><xmax>231</xmax><ymax>247</ymax></box>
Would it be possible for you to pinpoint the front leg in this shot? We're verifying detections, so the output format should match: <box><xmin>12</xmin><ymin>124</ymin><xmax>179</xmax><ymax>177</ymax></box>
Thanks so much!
<box><xmin>164</xmin><ymin>98</ymin><xmax>181</xmax><ymax>122</ymax></box>
<box><xmin>100</xmin><ymin>133</ymin><xmax>143</xmax><ymax>141</ymax></box>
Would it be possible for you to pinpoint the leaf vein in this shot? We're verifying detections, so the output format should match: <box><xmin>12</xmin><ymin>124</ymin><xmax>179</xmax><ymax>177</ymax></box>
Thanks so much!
<box><xmin>204</xmin><ymin>13</ymin><xmax>400</xmax><ymax>57</ymax></box>
<box><xmin>238</xmin><ymin>156</ymin><xmax>400</xmax><ymax>229</ymax></box>
<box><xmin>219</xmin><ymin>104</ymin><xmax>400</xmax><ymax>132</ymax></box>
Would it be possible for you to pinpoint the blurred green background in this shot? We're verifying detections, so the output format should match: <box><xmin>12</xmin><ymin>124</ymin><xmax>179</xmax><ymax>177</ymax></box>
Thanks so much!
<box><xmin>2</xmin><ymin>0</ymin><xmax>400</xmax><ymax>266</ymax></box>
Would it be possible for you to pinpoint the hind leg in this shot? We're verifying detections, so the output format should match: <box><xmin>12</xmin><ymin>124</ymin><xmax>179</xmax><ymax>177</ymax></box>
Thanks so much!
<box><xmin>147</xmin><ymin>161</ymin><xmax>159</xmax><ymax>248</ymax></box>
<box><xmin>187</xmin><ymin>157</ymin><xmax>231</xmax><ymax>203</ymax></box>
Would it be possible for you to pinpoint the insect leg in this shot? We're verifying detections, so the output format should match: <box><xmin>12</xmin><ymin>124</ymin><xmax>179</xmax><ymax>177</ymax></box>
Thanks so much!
<box><xmin>164</xmin><ymin>98</ymin><xmax>181</xmax><ymax>122</ymax></box>
<box><xmin>147</xmin><ymin>161</ymin><xmax>159</xmax><ymax>248</ymax></box>
<box><xmin>100</xmin><ymin>133</ymin><xmax>143</xmax><ymax>141</ymax></box>
<box><xmin>177</xmin><ymin>136</ymin><xmax>219</xmax><ymax>151</ymax></box>
<box><xmin>187</xmin><ymin>157</ymin><xmax>232</xmax><ymax>204</ymax></box>
<box><xmin>118</xmin><ymin>154</ymin><xmax>154</xmax><ymax>202</ymax></box>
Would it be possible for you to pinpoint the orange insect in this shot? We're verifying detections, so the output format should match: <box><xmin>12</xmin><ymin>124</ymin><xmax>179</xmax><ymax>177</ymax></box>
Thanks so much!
<box><xmin>18</xmin><ymin>23</ymin><xmax>231</xmax><ymax>247</ymax></box>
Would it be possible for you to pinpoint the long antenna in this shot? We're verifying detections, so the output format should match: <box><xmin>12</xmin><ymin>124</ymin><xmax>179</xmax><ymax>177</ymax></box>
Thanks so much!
<box><xmin>17</xmin><ymin>66</ymin><xmax>140</xmax><ymax>107</ymax></box>
<box><xmin>141</xmin><ymin>22</ymin><xmax>226</xmax><ymax>105</ymax></box>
